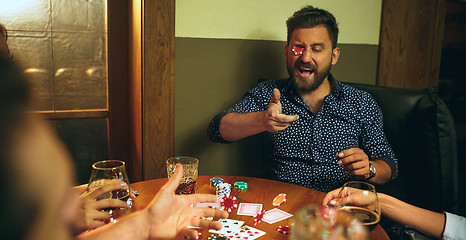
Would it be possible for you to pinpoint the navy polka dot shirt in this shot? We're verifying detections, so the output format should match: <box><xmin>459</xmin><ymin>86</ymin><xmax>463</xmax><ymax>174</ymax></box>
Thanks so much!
<box><xmin>208</xmin><ymin>74</ymin><xmax>398</xmax><ymax>192</ymax></box>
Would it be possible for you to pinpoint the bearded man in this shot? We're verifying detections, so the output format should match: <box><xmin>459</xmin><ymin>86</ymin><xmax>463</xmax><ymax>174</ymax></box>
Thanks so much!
<box><xmin>207</xmin><ymin>5</ymin><xmax>398</xmax><ymax>193</ymax></box>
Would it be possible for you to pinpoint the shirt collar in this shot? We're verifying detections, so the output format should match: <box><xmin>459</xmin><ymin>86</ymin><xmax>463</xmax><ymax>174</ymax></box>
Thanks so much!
<box><xmin>328</xmin><ymin>73</ymin><xmax>344</xmax><ymax>99</ymax></box>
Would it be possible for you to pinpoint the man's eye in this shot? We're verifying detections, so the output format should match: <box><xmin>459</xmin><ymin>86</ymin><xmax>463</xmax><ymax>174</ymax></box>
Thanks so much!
<box><xmin>291</xmin><ymin>46</ymin><xmax>304</xmax><ymax>56</ymax></box>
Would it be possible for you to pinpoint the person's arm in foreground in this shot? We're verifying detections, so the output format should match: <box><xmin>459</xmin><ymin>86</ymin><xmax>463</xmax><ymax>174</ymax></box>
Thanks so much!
<box><xmin>323</xmin><ymin>190</ymin><xmax>445</xmax><ymax>239</ymax></box>
<box><xmin>77</xmin><ymin>164</ymin><xmax>229</xmax><ymax>240</ymax></box>
<box><xmin>219</xmin><ymin>88</ymin><xmax>299</xmax><ymax>142</ymax></box>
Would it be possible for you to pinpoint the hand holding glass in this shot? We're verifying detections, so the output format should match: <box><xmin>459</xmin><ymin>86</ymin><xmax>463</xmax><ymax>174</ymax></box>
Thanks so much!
<box><xmin>336</xmin><ymin>181</ymin><xmax>381</xmax><ymax>230</ymax></box>
<box><xmin>87</xmin><ymin>160</ymin><xmax>130</xmax><ymax>200</ymax></box>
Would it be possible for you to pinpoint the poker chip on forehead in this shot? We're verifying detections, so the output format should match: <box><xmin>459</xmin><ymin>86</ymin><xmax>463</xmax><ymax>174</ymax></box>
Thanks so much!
<box><xmin>210</xmin><ymin>177</ymin><xmax>224</xmax><ymax>187</ymax></box>
<box><xmin>273</xmin><ymin>193</ymin><xmax>287</xmax><ymax>207</ymax></box>
<box><xmin>277</xmin><ymin>225</ymin><xmax>291</xmax><ymax>235</ymax></box>
<box><xmin>207</xmin><ymin>234</ymin><xmax>229</xmax><ymax>240</ymax></box>
<box><xmin>233</xmin><ymin>181</ymin><xmax>248</xmax><ymax>190</ymax></box>
<box><xmin>220</xmin><ymin>195</ymin><xmax>238</xmax><ymax>212</ymax></box>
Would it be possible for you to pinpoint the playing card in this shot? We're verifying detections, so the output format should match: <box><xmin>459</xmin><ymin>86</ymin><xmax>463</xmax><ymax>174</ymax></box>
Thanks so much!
<box><xmin>262</xmin><ymin>208</ymin><xmax>293</xmax><ymax>224</ymax></box>
<box><xmin>192</xmin><ymin>201</ymin><xmax>221</xmax><ymax>209</ymax></box>
<box><xmin>209</xmin><ymin>218</ymin><xmax>244</xmax><ymax>235</ymax></box>
<box><xmin>237</xmin><ymin>203</ymin><xmax>263</xmax><ymax>216</ymax></box>
<box><xmin>231</xmin><ymin>225</ymin><xmax>266</xmax><ymax>240</ymax></box>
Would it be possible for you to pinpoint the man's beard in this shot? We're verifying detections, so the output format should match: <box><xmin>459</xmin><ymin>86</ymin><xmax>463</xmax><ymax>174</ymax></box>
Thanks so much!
<box><xmin>287</xmin><ymin>59</ymin><xmax>332</xmax><ymax>92</ymax></box>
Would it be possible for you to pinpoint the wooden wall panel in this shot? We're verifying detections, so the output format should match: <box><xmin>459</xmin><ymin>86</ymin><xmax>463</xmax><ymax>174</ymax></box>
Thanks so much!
<box><xmin>378</xmin><ymin>0</ymin><xmax>446</xmax><ymax>89</ymax></box>
<box><xmin>142</xmin><ymin>0</ymin><xmax>175</xmax><ymax>179</ymax></box>
<box><xmin>128</xmin><ymin>0</ymin><xmax>143</xmax><ymax>181</ymax></box>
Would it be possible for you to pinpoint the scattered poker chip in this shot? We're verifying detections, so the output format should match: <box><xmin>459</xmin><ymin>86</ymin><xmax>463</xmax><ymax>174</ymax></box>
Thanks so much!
<box><xmin>254</xmin><ymin>209</ymin><xmax>265</xmax><ymax>225</ymax></box>
<box><xmin>220</xmin><ymin>195</ymin><xmax>238</xmax><ymax>212</ymax></box>
<box><xmin>234</xmin><ymin>181</ymin><xmax>248</xmax><ymax>190</ymax></box>
<box><xmin>126</xmin><ymin>198</ymin><xmax>133</xmax><ymax>208</ymax></box>
<box><xmin>277</xmin><ymin>225</ymin><xmax>291</xmax><ymax>235</ymax></box>
<box><xmin>207</xmin><ymin>234</ymin><xmax>229</xmax><ymax>240</ymax></box>
<box><xmin>273</xmin><ymin>193</ymin><xmax>287</xmax><ymax>207</ymax></box>
<box><xmin>210</xmin><ymin>177</ymin><xmax>224</xmax><ymax>188</ymax></box>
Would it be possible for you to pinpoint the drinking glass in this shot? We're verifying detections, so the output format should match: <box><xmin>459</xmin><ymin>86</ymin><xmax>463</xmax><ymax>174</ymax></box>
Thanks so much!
<box><xmin>87</xmin><ymin>160</ymin><xmax>131</xmax><ymax>216</ymax></box>
<box><xmin>336</xmin><ymin>181</ymin><xmax>381</xmax><ymax>230</ymax></box>
<box><xmin>290</xmin><ymin>204</ymin><xmax>368</xmax><ymax>240</ymax></box>
<box><xmin>166</xmin><ymin>156</ymin><xmax>198</xmax><ymax>194</ymax></box>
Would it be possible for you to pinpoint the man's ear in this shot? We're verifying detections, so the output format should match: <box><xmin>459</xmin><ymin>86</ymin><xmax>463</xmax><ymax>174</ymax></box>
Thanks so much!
<box><xmin>331</xmin><ymin>47</ymin><xmax>340</xmax><ymax>65</ymax></box>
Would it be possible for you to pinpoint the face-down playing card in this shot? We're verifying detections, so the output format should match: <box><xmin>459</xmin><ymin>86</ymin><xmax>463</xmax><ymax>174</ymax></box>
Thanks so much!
<box><xmin>262</xmin><ymin>208</ymin><xmax>293</xmax><ymax>224</ymax></box>
<box><xmin>237</xmin><ymin>203</ymin><xmax>263</xmax><ymax>216</ymax></box>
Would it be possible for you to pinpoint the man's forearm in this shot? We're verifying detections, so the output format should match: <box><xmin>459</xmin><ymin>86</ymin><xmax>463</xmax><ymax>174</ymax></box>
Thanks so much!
<box><xmin>368</xmin><ymin>160</ymin><xmax>391</xmax><ymax>185</ymax></box>
<box><xmin>379</xmin><ymin>193</ymin><xmax>445</xmax><ymax>239</ymax></box>
<box><xmin>219</xmin><ymin>112</ymin><xmax>266</xmax><ymax>142</ymax></box>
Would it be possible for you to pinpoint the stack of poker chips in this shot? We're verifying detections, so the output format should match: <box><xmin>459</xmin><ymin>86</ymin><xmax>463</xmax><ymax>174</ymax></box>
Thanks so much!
<box><xmin>215</xmin><ymin>182</ymin><xmax>231</xmax><ymax>197</ymax></box>
<box><xmin>210</xmin><ymin>177</ymin><xmax>224</xmax><ymax>188</ymax></box>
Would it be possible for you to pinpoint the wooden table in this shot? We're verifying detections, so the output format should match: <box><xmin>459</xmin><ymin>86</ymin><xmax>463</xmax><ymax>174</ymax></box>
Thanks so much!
<box><xmin>129</xmin><ymin>175</ymin><xmax>389</xmax><ymax>240</ymax></box>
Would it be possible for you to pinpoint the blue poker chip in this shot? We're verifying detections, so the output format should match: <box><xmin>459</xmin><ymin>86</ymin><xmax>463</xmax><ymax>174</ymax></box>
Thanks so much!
<box><xmin>215</xmin><ymin>182</ymin><xmax>231</xmax><ymax>196</ymax></box>
<box><xmin>210</xmin><ymin>177</ymin><xmax>224</xmax><ymax>187</ymax></box>
<box><xmin>216</xmin><ymin>183</ymin><xmax>231</xmax><ymax>189</ymax></box>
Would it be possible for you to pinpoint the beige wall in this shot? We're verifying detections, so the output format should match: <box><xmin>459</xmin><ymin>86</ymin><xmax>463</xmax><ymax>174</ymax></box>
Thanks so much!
<box><xmin>174</xmin><ymin>1</ymin><xmax>382</xmax><ymax>176</ymax></box>
<box><xmin>175</xmin><ymin>0</ymin><xmax>382</xmax><ymax>44</ymax></box>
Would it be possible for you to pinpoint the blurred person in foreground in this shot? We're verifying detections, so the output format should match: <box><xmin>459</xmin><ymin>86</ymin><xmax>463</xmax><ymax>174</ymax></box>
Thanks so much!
<box><xmin>323</xmin><ymin>188</ymin><xmax>466</xmax><ymax>240</ymax></box>
<box><xmin>0</xmin><ymin>56</ymin><xmax>228</xmax><ymax>240</ymax></box>
<box><xmin>0</xmin><ymin>22</ymin><xmax>140</xmax><ymax>235</ymax></box>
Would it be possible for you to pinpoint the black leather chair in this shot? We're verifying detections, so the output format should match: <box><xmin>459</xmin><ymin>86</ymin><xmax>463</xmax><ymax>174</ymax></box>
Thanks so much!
<box><xmin>345</xmin><ymin>83</ymin><xmax>458</xmax><ymax>215</ymax></box>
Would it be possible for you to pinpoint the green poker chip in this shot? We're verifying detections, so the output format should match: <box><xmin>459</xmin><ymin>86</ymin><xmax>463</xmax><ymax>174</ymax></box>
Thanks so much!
<box><xmin>234</xmin><ymin>181</ymin><xmax>248</xmax><ymax>190</ymax></box>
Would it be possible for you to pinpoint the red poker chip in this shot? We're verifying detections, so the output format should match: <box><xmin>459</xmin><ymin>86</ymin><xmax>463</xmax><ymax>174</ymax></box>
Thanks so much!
<box><xmin>220</xmin><ymin>195</ymin><xmax>238</xmax><ymax>212</ymax></box>
<box><xmin>254</xmin><ymin>209</ymin><xmax>265</xmax><ymax>225</ymax></box>
<box><xmin>277</xmin><ymin>225</ymin><xmax>291</xmax><ymax>235</ymax></box>
<box><xmin>273</xmin><ymin>193</ymin><xmax>287</xmax><ymax>207</ymax></box>
<box><xmin>291</xmin><ymin>46</ymin><xmax>304</xmax><ymax>56</ymax></box>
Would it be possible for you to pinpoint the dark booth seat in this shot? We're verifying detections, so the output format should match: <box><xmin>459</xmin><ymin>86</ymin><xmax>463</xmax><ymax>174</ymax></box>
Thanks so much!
<box><xmin>345</xmin><ymin>82</ymin><xmax>458</xmax><ymax>215</ymax></box>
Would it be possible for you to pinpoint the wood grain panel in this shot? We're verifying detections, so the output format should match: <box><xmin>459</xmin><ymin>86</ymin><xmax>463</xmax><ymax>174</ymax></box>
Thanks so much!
<box><xmin>127</xmin><ymin>0</ymin><xmax>143</xmax><ymax>182</ymax></box>
<box><xmin>143</xmin><ymin>0</ymin><xmax>175</xmax><ymax>179</ymax></box>
<box><xmin>378</xmin><ymin>0</ymin><xmax>445</xmax><ymax>89</ymax></box>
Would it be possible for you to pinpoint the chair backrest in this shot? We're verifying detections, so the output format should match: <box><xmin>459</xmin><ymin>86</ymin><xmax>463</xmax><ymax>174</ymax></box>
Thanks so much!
<box><xmin>345</xmin><ymin>82</ymin><xmax>458</xmax><ymax>213</ymax></box>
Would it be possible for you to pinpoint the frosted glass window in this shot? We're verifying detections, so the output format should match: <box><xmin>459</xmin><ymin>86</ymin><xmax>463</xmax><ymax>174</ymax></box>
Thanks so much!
<box><xmin>0</xmin><ymin>0</ymin><xmax>107</xmax><ymax>111</ymax></box>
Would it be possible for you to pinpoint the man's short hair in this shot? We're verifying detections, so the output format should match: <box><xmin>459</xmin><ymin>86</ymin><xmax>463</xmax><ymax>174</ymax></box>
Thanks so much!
<box><xmin>286</xmin><ymin>5</ymin><xmax>339</xmax><ymax>49</ymax></box>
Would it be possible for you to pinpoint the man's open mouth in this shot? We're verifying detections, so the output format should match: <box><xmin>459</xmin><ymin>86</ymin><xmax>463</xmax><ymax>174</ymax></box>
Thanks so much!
<box><xmin>298</xmin><ymin>66</ymin><xmax>315</xmax><ymax>78</ymax></box>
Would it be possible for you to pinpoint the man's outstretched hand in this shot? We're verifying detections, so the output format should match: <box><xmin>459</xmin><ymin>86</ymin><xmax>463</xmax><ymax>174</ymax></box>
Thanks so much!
<box><xmin>263</xmin><ymin>88</ymin><xmax>299</xmax><ymax>132</ymax></box>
